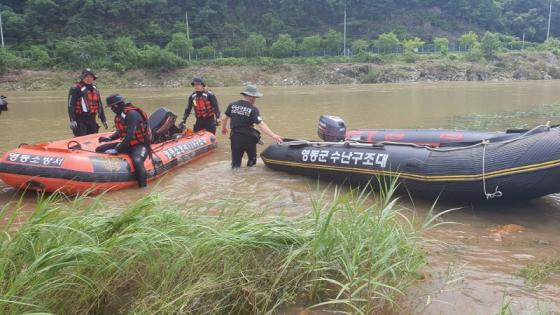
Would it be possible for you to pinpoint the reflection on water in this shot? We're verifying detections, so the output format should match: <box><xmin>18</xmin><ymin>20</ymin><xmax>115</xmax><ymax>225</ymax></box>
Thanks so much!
<box><xmin>2</xmin><ymin>81</ymin><xmax>560</xmax><ymax>314</ymax></box>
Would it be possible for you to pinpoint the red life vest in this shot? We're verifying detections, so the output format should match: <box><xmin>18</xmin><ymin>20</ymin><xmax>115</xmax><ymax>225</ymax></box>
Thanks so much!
<box><xmin>191</xmin><ymin>92</ymin><xmax>215</xmax><ymax>118</ymax></box>
<box><xmin>74</xmin><ymin>82</ymin><xmax>101</xmax><ymax>115</ymax></box>
<box><xmin>114</xmin><ymin>105</ymin><xmax>151</xmax><ymax>146</ymax></box>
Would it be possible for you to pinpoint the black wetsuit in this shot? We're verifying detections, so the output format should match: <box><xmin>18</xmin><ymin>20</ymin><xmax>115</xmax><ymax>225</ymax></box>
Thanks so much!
<box><xmin>68</xmin><ymin>83</ymin><xmax>107</xmax><ymax>137</ymax></box>
<box><xmin>183</xmin><ymin>91</ymin><xmax>220</xmax><ymax>134</ymax></box>
<box><xmin>96</xmin><ymin>109</ymin><xmax>148</xmax><ymax>187</ymax></box>
<box><xmin>224</xmin><ymin>100</ymin><xmax>263</xmax><ymax>168</ymax></box>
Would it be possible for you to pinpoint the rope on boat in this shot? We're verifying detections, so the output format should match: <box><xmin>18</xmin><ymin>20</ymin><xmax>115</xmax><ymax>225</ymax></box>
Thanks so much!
<box><xmin>481</xmin><ymin>139</ymin><xmax>502</xmax><ymax>199</ymax></box>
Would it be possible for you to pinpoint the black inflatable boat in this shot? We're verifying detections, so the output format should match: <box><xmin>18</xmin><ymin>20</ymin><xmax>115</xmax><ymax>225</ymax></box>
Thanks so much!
<box><xmin>261</xmin><ymin>116</ymin><xmax>560</xmax><ymax>201</ymax></box>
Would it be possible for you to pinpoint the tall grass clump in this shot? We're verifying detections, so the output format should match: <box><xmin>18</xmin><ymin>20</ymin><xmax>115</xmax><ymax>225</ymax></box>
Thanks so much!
<box><xmin>0</xmin><ymin>183</ymin><xmax>437</xmax><ymax>314</ymax></box>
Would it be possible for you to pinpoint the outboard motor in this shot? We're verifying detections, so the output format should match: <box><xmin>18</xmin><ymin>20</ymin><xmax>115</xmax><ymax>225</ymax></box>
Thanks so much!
<box><xmin>317</xmin><ymin>115</ymin><xmax>346</xmax><ymax>141</ymax></box>
<box><xmin>148</xmin><ymin>107</ymin><xmax>179</xmax><ymax>143</ymax></box>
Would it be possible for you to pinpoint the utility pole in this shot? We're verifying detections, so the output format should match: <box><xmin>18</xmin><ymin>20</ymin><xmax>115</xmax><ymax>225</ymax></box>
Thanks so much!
<box><xmin>186</xmin><ymin>10</ymin><xmax>191</xmax><ymax>60</ymax></box>
<box><xmin>547</xmin><ymin>0</ymin><xmax>553</xmax><ymax>42</ymax></box>
<box><xmin>522</xmin><ymin>32</ymin><xmax>525</xmax><ymax>51</ymax></box>
<box><xmin>0</xmin><ymin>11</ymin><xmax>5</xmax><ymax>49</ymax></box>
<box><xmin>343</xmin><ymin>4</ymin><xmax>347</xmax><ymax>56</ymax></box>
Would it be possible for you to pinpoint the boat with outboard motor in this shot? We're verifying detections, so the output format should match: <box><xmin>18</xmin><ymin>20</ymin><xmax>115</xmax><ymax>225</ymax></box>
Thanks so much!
<box><xmin>0</xmin><ymin>107</ymin><xmax>217</xmax><ymax>194</ymax></box>
<box><xmin>261</xmin><ymin>116</ymin><xmax>560</xmax><ymax>201</ymax></box>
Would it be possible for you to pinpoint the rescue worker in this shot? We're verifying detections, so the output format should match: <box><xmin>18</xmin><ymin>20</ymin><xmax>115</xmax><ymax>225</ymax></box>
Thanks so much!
<box><xmin>181</xmin><ymin>77</ymin><xmax>220</xmax><ymax>134</ymax></box>
<box><xmin>68</xmin><ymin>68</ymin><xmax>108</xmax><ymax>136</ymax></box>
<box><xmin>221</xmin><ymin>84</ymin><xmax>283</xmax><ymax>169</ymax></box>
<box><xmin>97</xmin><ymin>94</ymin><xmax>151</xmax><ymax>188</ymax></box>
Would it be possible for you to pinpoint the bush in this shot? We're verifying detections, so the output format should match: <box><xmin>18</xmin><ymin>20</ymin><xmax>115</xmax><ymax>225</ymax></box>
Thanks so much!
<box><xmin>480</xmin><ymin>32</ymin><xmax>502</xmax><ymax>58</ymax></box>
<box><xmin>466</xmin><ymin>46</ymin><xmax>485</xmax><ymax>62</ymax></box>
<box><xmin>196</xmin><ymin>45</ymin><xmax>215</xmax><ymax>59</ymax></box>
<box><xmin>403</xmin><ymin>51</ymin><xmax>418</xmax><ymax>63</ymax></box>
<box><xmin>28</xmin><ymin>45</ymin><xmax>52</xmax><ymax>68</ymax></box>
<box><xmin>360</xmin><ymin>66</ymin><xmax>382</xmax><ymax>83</ymax></box>
<box><xmin>271</xmin><ymin>34</ymin><xmax>296</xmax><ymax>58</ymax></box>
<box><xmin>434</xmin><ymin>37</ymin><xmax>449</xmax><ymax>55</ymax></box>
<box><xmin>138</xmin><ymin>45</ymin><xmax>184</xmax><ymax>71</ymax></box>
<box><xmin>0</xmin><ymin>50</ymin><xmax>25</xmax><ymax>75</ymax></box>
<box><xmin>109</xmin><ymin>37</ymin><xmax>140</xmax><ymax>71</ymax></box>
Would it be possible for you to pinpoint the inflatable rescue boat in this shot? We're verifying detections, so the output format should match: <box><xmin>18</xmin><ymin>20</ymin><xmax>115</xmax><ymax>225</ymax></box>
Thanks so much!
<box><xmin>261</xmin><ymin>116</ymin><xmax>560</xmax><ymax>201</ymax></box>
<box><xmin>0</xmin><ymin>108</ymin><xmax>217</xmax><ymax>194</ymax></box>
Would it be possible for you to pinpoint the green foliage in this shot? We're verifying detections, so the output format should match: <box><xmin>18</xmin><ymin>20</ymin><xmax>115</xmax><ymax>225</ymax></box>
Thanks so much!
<box><xmin>243</xmin><ymin>33</ymin><xmax>267</xmax><ymax>57</ymax></box>
<box><xmin>197</xmin><ymin>45</ymin><xmax>215</xmax><ymax>59</ymax></box>
<box><xmin>518</xmin><ymin>258</ymin><xmax>560</xmax><ymax>285</ymax></box>
<box><xmin>434</xmin><ymin>37</ymin><xmax>449</xmax><ymax>55</ymax></box>
<box><xmin>539</xmin><ymin>37</ymin><xmax>560</xmax><ymax>53</ymax></box>
<box><xmin>402</xmin><ymin>37</ymin><xmax>425</xmax><ymax>52</ymax></box>
<box><xmin>28</xmin><ymin>45</ymin><xmax>52</xmax><ymax>68</ymax></box>
<box><xmin>375</xmin><ymin>32</ymin><xmax>401</xmax><ymax>52</ymax></box>
<box><xmin>466</xmin><ymin>46</ymin><xmax>485</xmax><ymax>62</ymax></box>
<box><xmin>138</xmin><ymin>45</ymin><xmax>184</xmax><ymax>72</ymax></box>
<box><xmin>480</xmin><ymin>32</ymin><xmax>502</xmax><ymax>58</ymax></box>
<box><xmin>165</xmin><ymin>33</ymin><xmax>194</xmax><ymax>59</ymax></box>
<box><xmin>459</xmin><ymin>31</ymin><xmax>479</xmax><ymax>50</ymax></box>
<box><xmin>109</xmin><ymin>37</ymin><xmax>140</xmax><ymax>71</ymax></box>
<box><xmin>271</xmin><ymin>34</ymin><xmax>296</xmax><ymax>58</ymax></box>
<box><xmin>192</xmin><ymin>36</ymin><xmax>210</xmax><ymax>49</ymax></box>
<box><xmin>351</xmin><ymin>39</ymin><xmax>370</xmax><ymax>55</ymax></box>
<box><xmin>0</xmin><ymin>50</ymin><xmax>24</xmax><ymax>75</ymax></box>
<box><xmin>322</xmin><ymin>29</ymin><xmax>343</xmax><ymax>54</ymax></box>
<box><xmin>0</xmin><ymin>186</ymin><xmax>435</xmax><ymax>314</ymax></box>
<box><xmin>2</xmin><ymin>1</ymin><xmax>560</xmax><ymax>72</ymax></box>
<box><xmin>299</xmin><ymin>35</ymin><xmax>322</xmax><ymax>56</ymax></box>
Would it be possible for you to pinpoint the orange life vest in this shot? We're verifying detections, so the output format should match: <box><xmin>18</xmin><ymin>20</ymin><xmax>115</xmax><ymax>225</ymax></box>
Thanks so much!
<box><xmin>74</xmin><ymin>82</ymin><xmax>101</xmax><ymax>115</ymax></box>
<box><xmin>191</xmin><ymin>92</ymin><xmax>215</xmax><ymax>118</ymax></box>
<box><xmin>114</xmin><ymin>105</ymin><xmax>151</xmax><ymax>146</ymax></box>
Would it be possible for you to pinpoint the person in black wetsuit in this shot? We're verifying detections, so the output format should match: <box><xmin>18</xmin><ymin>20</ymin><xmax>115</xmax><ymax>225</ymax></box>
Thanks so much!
<box><xmin>67</xmin><ymin>68</ymin><xmax>108</xmax><ymax>136</ymax></box>
<box><xmin>180</xmin><ymin>77</ymin><xmax>220</xmax><ymax>134</ymax></box>
<box><xmin>221</xmin><ymin>84</ymin><xmax>283</xmax><ymax>169</ymax></box>
<box><xmin>97</xmin><ymin>94</ymin><xmax>151</xmax><ymax>188</ymax></box>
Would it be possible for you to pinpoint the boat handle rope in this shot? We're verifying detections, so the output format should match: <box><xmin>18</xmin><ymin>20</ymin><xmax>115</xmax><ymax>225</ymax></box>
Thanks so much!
<box><xmin>481</xmin><ymin>139</ymin><xmax>503</xmax><ymax>199</ymax></box>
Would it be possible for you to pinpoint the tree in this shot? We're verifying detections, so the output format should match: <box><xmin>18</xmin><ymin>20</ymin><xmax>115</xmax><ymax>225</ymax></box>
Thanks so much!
<box><xmin>351</xmin><ymin>39</ymin><xmax>370</xmax><ymax>55</ymax></box>
<box><xmin>165</xmin><ymin>33</ymin><xmax>194</xmax><ymax>59</ymax></box>
<box><xmin>322</xmin><ymin>29</ymin><xmax>343</xmax><ymax>55</ymax></box>
<box><xmin>433</xmin><ymin>37</ymin><xmax>449</xmax><ymax>55</ymax></box>
<box><xmin>243</xmin><ymin>33</ymin><xmax>267</xmax><ymax>57</ymax></box>
<box><xmin>109</xmin><ymin>36</ymin><xmax>139</xmax><ymax>70</ymax></box>
<box><xmin>299</xmin><ymin>35</ymin><xmax>322</xmax><ymax>56</ymax></box>
<box><xmin>375</xmin><ymin>32</ymin><xmax>400</xmax><ymax>52</ymax></box>
<box><xmin>480</xmin><ymin>32</ymin><xmax>502</xmax><ymax>57</ymax></box>
<box><xmin>402</xmin><ymin>37</ymin><xmax>425</xmax><ymax>52</ymax></box>
<box><xmin>458</xmin><ymin>31</ymin><xmax>478</xmax><ymax>50</ymax></box>
<box><xmin>271</xmin><ymin>34</ymin><xmax>296</xmax><ymax>58</ymax></box>
<box><xmin>197</xmin><ymin>46</ymin><xmax>215</xmax><ymax>59</ymax></box>
<box><xmin>138</xmin><ymin>44</ymin><xmax>183</xmax><ymax>71</ymax></box>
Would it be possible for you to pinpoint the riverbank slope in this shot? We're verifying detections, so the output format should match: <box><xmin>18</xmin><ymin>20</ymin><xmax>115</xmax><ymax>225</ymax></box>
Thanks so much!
<box><xmin>1</xmin><ymin>51</ymin><xmax>559</xmax><ymax>90</ymax></box>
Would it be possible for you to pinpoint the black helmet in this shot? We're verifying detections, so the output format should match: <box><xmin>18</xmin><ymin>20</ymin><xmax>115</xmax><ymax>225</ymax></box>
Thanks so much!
<box><xmin>106</xmin><ymin>94</ymin><xmax>126</xmax><ymax>108</ymax></box>
<box><xmin>80</xmin><ymin>68</ymin><xmax>97</xmax><ymax>80</ymax></box>
<box><xmin>191</xmin><ymin>77</ymin><xmax>206</xmax><ymax>86</ymax></box>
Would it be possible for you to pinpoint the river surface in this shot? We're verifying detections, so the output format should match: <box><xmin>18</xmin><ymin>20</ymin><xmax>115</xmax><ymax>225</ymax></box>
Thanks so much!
<box><xmin>1</xmin><ymin>81</ymin><xmax>560</xmax><ymax>314</ymax></box>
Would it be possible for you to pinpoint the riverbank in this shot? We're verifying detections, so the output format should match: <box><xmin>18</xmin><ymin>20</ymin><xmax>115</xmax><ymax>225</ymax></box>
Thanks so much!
<box><xmin>0</xmin><ymin>187</ymin><xmax>435</xmax><ymax>314</ymax></box>
<box><xmin>1</xmin><ymin>51</ymin><xmax>559</xmax><ymax>91</ymax></box>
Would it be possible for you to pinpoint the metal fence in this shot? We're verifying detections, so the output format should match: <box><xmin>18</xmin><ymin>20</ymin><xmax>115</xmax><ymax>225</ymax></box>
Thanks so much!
<box><xmin>11</xmin><ymin>41</ymin><xmax>527</xmax><ymax>63</ymax></box>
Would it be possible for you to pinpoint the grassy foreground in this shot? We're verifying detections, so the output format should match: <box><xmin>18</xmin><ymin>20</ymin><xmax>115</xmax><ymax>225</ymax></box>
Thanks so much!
<box><xmin>0</xmin><ymin>186</ymin><xmax>440</xmax><ymax>314</ymax></box>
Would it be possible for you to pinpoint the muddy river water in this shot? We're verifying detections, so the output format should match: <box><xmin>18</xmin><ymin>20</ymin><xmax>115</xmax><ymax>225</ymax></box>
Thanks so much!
<box><xmin>1</xmin><ymin>81</ymin><xmax>560</xmax><ymax>314</ymax></box>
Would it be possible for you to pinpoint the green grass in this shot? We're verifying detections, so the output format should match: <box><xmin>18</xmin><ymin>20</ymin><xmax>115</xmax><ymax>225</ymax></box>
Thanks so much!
<box><xmin>518</xmin><ymin>259</ymin><xmax>560</xmax><ymax>286</ymax></box>
<box><xmin>0</xmin><ymin>184</ymin><xmax>442</xmax><ymax>314</ymax></box>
